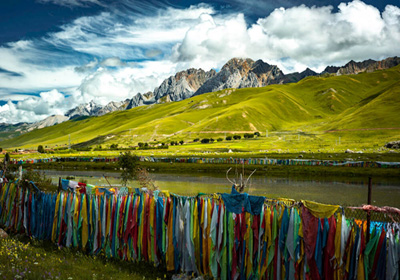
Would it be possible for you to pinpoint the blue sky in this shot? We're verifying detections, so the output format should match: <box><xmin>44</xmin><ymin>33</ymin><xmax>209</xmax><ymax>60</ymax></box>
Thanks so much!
<box><xmin>0</xmin><ymin>0</ymin><xmax>399</xmax><ymax>123</ymax></box>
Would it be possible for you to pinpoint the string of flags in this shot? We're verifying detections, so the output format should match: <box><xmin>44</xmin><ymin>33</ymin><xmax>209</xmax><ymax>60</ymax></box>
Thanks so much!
<box><xmin>0</xmin><ymin>180</ymin><xmax>399</xmax><ymax>279</ymax></box>
<box><xmin>9</xmin><ymin>156</ymin><xmax>400</xmax><ymax>168</ymax></box>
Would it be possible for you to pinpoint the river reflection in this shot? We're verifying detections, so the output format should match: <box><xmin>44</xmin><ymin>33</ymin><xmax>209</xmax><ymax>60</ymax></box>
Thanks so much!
<box><xmin>41</xmin><ymin>169</ymin><xmax>400</xmax><ymax>207</ymax></box>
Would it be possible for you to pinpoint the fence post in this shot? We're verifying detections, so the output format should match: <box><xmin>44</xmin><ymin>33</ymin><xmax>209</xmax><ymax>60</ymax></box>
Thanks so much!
<box><xmin>58</xmin><ymin>177</ymin><xmax>61</xmax><ymax>193</ymax></box>
<box><xmin>366</xmin><ymin>177</ymin><xmax>372</xmax><ymax>242</ymax></box>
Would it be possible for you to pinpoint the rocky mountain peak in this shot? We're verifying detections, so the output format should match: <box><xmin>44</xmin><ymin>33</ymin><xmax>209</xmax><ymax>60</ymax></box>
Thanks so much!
<box><xmin>222</xmin><ymin>58</ymin><xmax>254</xmax><ymax>73</ymax></box>
<box><xmin>152</xmin><ymin>67</ymin><xmax>216</xmax><ymax>103</ymax></box>
<box><xmin>194</xmin><ymin>58</ymin><xmax>285</xmax><ymax>95</ymax></box>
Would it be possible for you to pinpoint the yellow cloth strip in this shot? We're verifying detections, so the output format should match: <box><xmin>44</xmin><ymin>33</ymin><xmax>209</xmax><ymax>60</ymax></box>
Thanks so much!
<box><xmin>301</xmin><ymin>200</ymin><xmax>339</xmax><ymax>218</ymax></box>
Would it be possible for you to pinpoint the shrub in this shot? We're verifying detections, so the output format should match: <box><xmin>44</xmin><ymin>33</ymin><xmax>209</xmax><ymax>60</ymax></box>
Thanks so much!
<box><xmin>244</xmin><ymin>133</ymin><xmax>254</xmax><ymax>139</ymax></box>
<box><xmin>37</xmin><ymin>145</ymin><xmax>45</xmax><ymax>153</ymax></box>
<box><xmin>201</xmin><ymin>138</ymin><xmax>210</xmax><ymax>143</ymax></box>
<box><xmin>217</xmin><ymin>138</ymin><xmax>223</xmax><ymax>142</ymax></box>
<box><xmin>226</xmin><ymin>136</ymin><xmax>232</xmax><ymax>141</ymax></box>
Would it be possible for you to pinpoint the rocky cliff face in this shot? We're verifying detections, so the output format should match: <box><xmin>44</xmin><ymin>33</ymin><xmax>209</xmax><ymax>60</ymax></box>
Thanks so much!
<box><xmin>153</xmin><ymin>68</ymin><xmax>216</xmax><ymax>102</ymax></box>
<box><xmin>194</xmin><ymin>58</ymin><xmax>285</xmax><ymax>96</ymax></box>
<box><xmin>95</xmin><ymin>100</ymin><xmax>128</xmax><ymax>116</ymax></box>
<box><xmin>27</xmin><ymin>115</ymin><xmax>69</xmax><ymax>131</ymax></box>
<box><xmin>65</xmin><ymin>100</ymin><xmax>102</xmax><ymax>119</ymax></box>
<box><xmin>125</xmin><ymin>92</ymin><xmax>154</xmax><ymax>109</ymax></box>
<box><xmin>65</xmin><ymin>100</ymin><xmax>129</xmax><ymax>118</ymax></box>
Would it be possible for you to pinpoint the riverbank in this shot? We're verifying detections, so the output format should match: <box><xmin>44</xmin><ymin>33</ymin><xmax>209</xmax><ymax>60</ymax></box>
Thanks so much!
<box><xmin>12</xmin><ymin>159</ymin><xmax>400</xmax><ymax>178</ymax></box>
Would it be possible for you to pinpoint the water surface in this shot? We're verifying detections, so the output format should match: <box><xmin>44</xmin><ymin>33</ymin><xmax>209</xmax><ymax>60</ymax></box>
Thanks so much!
<box><xmin>41</xmin><ymin>170</ymin><xmax>400</xmax><ymax>207</ymax></box>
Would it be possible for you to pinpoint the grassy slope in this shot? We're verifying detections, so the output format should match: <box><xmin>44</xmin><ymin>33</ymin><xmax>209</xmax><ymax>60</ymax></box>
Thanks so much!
<box><xmin>2</xmin><ymin>65</ymin><xmax>400</xmax><ymax>149</ymax></box>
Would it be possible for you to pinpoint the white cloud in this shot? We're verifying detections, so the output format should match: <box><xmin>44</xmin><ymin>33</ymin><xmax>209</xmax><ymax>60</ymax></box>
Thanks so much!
<box><xmin>0</xmin><ymin>89</ymin><xmax>73</xmax><ymax>123</ymax></box>
<box><xmin>37</xmin><ymin>0</ymin><xmax>103</xmax><ymax>7</ymax></box>
<box><xmin>77</xmin><ymin>60</ymin><xmax>177</xmax><ymax>104</ymax></box>
<box><xmin>100</xmin><ymin>57</ymin><xmax>126</xmax><ymax>67</ymax></box>
<box><xmin>172</xmin><ymin>0</ymin><xmax>400</xmax><ymax>73</ymax></box>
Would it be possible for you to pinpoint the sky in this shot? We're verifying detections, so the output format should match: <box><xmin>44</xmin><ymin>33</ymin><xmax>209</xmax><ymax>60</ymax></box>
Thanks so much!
<box><xmin>0</xmin><ymin>0</ymin><xmax>399</xmax><ymax>124</ymax></box>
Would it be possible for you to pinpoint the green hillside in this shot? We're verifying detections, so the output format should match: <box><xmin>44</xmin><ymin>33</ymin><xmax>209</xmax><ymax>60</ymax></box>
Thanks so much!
<box><xmin>2</xmin><ymin>65</ymin><xmax>400</xmax><ymax>150</ymax></box>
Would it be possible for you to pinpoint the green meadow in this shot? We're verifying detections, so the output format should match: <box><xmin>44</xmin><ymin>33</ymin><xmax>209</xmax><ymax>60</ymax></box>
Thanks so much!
<box><xmin>1</xmin><ymin>65</ymin><xmax>400</xmax><ymax>155</ymax></box>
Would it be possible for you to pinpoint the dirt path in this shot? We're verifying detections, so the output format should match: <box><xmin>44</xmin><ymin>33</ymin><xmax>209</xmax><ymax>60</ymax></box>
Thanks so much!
<box><xmin>325</xmin><ymin>127</ymin><xmax>400</xmax><ymax>133</ymax></box>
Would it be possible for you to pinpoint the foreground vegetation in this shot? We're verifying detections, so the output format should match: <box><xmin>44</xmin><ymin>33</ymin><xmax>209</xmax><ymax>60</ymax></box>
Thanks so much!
<box><xmin>0</xmin><ymin>236</ymin><xmax>171</xmax><ymax>280</ymax></box>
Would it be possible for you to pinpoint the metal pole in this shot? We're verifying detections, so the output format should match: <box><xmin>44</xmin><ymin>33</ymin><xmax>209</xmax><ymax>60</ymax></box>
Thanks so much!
<box><xmin>366</xmin><ymin>177</ymin><xmax>372</xmax><ymax>242</ymax></box>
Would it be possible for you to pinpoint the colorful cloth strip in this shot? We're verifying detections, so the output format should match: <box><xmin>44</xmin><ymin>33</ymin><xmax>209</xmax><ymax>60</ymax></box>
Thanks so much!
<box><xmin>1</xmin><ymin>181</ymin><xmax>399</xmax><ymax>280</ymax></box>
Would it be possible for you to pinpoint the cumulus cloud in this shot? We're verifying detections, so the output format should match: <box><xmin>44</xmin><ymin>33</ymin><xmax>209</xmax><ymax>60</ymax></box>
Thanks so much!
<box><xmin>0</xmin><ymin>59</ymin><xmax>176</xmax><ymax>123</ymax></box>
<box><xmin>77</xmin><ymin>60</ymin><xmax>176</xmax><ymax>103</ymax></box>
<box><xmin>0</xmin><ymin>89</ymin><xmax>73</xmax><ymax>123</ymax></box>
<box><xmin>172</xmin><ymin>0</ymin><xmax>400</xmax><ymax>73</ymax></box>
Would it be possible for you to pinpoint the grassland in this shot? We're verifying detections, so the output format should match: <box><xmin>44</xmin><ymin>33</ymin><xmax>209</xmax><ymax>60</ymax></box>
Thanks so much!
<box><xmin>0</xmin><ymin>236</ymin><xmax>170</xmax><ymax>280</ymax></box>
<box><xmin>1</xmin><ymin>65</ymin><xmax>400</xmax><ymax>153</ymax></box>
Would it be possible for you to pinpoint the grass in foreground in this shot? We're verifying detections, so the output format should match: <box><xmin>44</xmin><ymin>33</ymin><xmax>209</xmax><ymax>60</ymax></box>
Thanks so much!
<box><xmin>0</xmin><ymin>236</ymin><xmax>171</xmax><ymax>280</ymax></box>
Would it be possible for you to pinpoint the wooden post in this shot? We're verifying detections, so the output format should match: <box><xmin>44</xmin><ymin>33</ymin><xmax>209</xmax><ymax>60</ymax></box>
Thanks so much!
<box><xmin>58</xmin><ymin>177</ymin><xmax>61</xmax><ymax>193</ymax></box>
<box><xmin>366</xmin><ymin>177</ymin><xmax>372</xmax><ymax>242</ymax></box>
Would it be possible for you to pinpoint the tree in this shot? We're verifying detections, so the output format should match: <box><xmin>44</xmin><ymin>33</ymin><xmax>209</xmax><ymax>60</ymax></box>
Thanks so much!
<box><xmin>0</xmin><ymin>147</ymin><xmax>2</xmax><ymax>153</ymax></box>
<box><xmin>37</xmin><ymin>145</ymin><xmax>45</xmax><ymax>153</ymax></box>
<box><xmin>110</xmin><ymin>143</ymin><xmax>118</xmax><ymax>149</ymax></box>
<box><xmin>4</xmin><ymin>153</ymin><xmax>10</xmax><ymax>163</ymax></box>
<box><xmin>217</xmin><ymin>138</ymin><xmax>223</xmax><ymax>142</ymax></box>
<box><xmin>233</xmin><ymin>135</ymin><xmax>241</xmax><ymax>140</ymax></box>
<box><xmin>254</xmin><ymin>132</ymin><xmax>260</xmax><ymax>137</ymax></box>
<box><xmin>226</xmin><ymin>136</ymin><xmax>232</xmax><ymax>141</ymax></box>
<box><xmin>138</xmin><ymin>142</ymin><xmax>144</xmax><ymax>148</ymax></box>
<box><xmin>179</xmin><ymin>140</ymin><xmax>184</xmax><ymax>145</ymax></box>
<box><xmin>193</xmin><ymin>138</ymin><xmax>200</xmax><ymax>142</ymax></box>
<box><xmin>118</xmin><ymin>152</ymin><xmax>137</xmax><ymax>186</ymax></box>
<box><xmin>201</xmin><ymin>138</ymin><xmax>210</xmax><ymax>143</ymax></box>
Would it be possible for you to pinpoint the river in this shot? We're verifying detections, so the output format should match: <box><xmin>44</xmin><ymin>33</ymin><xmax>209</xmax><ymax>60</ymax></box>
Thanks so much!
<box><xmin>40</xmin><ymin>169</ymin><xmax>400</xmax><ymax>207</ymax></box>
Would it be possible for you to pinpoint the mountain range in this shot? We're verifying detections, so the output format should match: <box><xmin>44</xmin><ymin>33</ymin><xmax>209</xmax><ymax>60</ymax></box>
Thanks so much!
<box><xmin>1</xmin><ymin>59</ymin><xmax>400</xmax><ymax>149</ymax></box>
<box><xmin>1</xmin><ymin>56</ymin><xmax>399</xmax><ymax>142</ymax></box>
